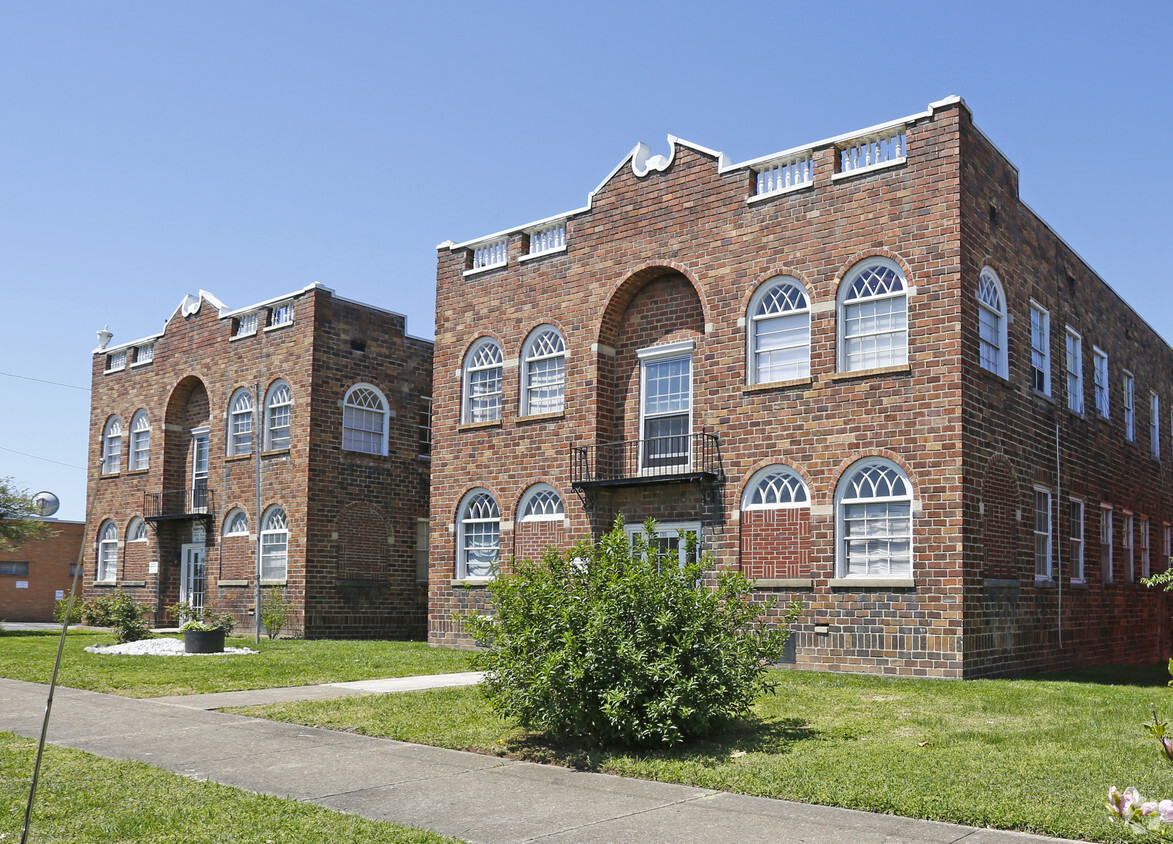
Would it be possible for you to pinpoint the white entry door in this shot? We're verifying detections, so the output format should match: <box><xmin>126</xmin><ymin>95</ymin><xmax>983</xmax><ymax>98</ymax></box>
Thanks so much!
<box><xmin>180</xmin><ymin>543</ymin><xmax>206</xmax><ymax>614</ymax></box>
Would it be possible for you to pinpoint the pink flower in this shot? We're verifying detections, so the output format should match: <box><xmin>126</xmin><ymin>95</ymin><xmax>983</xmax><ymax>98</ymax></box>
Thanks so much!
<box><xmin>1109</xmin><ymin>786</ymin><xmax>1144</xmax><ymax>821</ymax></box>
<box><xmin>1159</xmin><ymin>800</ymin><xmax>1173</xmax><ymax>823</ymax></box>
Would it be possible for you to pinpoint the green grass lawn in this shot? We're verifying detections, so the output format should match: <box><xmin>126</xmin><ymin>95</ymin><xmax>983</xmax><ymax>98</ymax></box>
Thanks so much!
<box><xmin>0</xmin><ymin>630</ymin><xmax>473</xmax><ymax>697</ymax></box>
<box><xmin>229</xmin><ymin>664</ymin><xmax>1173</xmax><ymax>843</ymax></box>
<box><xmin>0</xmin><ymin>732</ymin><xmax>465</xmax><ymax>843</ymax></box>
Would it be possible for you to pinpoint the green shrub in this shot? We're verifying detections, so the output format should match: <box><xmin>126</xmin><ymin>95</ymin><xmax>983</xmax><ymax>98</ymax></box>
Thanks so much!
<box><xmin>84</xmin><ymin>591</ymin><xmax>152</xmax><ymax>644</ymax></box>
<box><xmin>260</xmin><ymin>587</ymin><xmax>292</xmax><ymax>639</ymax></box>
<box><xmin>53</xmin><ymin>596</ymin><xmax>82</xmax><ymax>625</ymax></box>
<box><xmin>169</xmin><ymin>601</ymin><xmax>235</xmax><ymax>634</ymax></box>
<box><xmin>462</xmin><ymin>518</ymin><xmax>801</xmax><ymax>747</ymax></box>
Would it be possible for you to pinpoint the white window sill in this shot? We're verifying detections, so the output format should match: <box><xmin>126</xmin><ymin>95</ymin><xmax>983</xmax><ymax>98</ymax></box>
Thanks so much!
<box><xmin>260</xmin><ymin>579</ymin><xmax>287</xmax><ymax>586</ymax></box>
<box><xmin>746</xmin><ymin>181</ymin><xmax>815</xmax><ymax>203</ymax></box>
<box><xmin>451</xmin><ymin>577</ymin><xmax>493</xmax><ymax>587</ymax></box>
<box><xmin>518</xmin><ymin>245</ymin><xmax>567</xmax><ymax>263</ymax></box>
<box><xmin>217</xmin><ymin>579</ymin><xmax>249</xmax><ymax>587</ymax></box>
<box><xmin>230</xmin><ymin>332</ymin><xmax>258</xmax><ymax>342</ymax></box>
<box><xmin>463</xmin><ymin>263</ymin><xmax>507</xmax><ymax>278</ymax></box>
<box><xmin>754</xmin><ymin>578</ymin><xmax>813</xmax><ymax>588</ymax></box>
<box><xmin>264</xmin><ymin>322</ymin><xmax>293</xmax><ymax>333</ymax></box>
<box><xmin>831</xmin><ymin>156</ymin><xmax>907</xmax><ymax>181</ymax></box>
<box><xmin>828</xmin><ymin>577</ymin><xmax>915</xmax><ymax>588</ymax></box>
<box><xmin>130</xmin><ymin>360</ymin><xmax>153</xmax><ymax>369</ymax></box>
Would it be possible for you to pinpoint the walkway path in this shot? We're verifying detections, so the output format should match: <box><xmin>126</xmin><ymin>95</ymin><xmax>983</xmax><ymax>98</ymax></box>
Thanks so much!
<box><xmin>2</xmin><ymin>677</ymin><xmax>1086</xmax><ymax>844</ymax></box>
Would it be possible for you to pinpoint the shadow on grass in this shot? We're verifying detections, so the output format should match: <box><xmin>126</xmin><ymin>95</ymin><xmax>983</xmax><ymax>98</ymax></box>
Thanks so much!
<box><xmin>500</xmin><ymin>715</ymin><xmax>818</xmax><ymax>771</ymax></box>
<box><xmin>1019</xmin><ymin>661</ymin><xmax>1170</xmax><ymax>688</ymax></box>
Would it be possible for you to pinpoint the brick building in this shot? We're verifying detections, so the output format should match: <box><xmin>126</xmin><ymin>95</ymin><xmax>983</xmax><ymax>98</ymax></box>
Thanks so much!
<box><xmin>428</xmin><ymin>96</ymin><xmax>1173</xmax><ymax>677</ymax></box>
<box><xmin>83</xmin><ymin>283</ymin><xmax>433</xmax><ymax>638</ymax></box>
<box><xmin>0</xmin><ymin>520</ymin><xmax>84</xmax><ymax>622</ymax></box>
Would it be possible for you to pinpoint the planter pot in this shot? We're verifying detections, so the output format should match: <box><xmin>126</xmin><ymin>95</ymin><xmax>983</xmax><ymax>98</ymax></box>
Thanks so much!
<box><xmin>184</xmin><ymin>628</ymin><xmax>226</xmax><ymax>654</ymax></box>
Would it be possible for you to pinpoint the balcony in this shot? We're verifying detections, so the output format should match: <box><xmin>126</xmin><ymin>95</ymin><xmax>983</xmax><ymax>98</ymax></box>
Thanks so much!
<box><xmin>143</xmin><ymin>487</ymin><xmax>216</xmax><ymax>522</ymax></box>
<box><xmin>571</xmin><ymin>433</ymin><xmax>723</xmax><ymax>489</ymax></box>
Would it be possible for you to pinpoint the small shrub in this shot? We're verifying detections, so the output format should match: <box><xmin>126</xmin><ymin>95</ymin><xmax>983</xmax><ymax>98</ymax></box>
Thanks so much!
<box><xmin>260</xmin><ymin>588</ymin><xmax>291</xmax><ymax>639</ymax></box>
<box><xmin>169</xmin><ymin>601</ymin><xmax>235</xmax><ymax>634</ymax></box>
<box><xmin>462</xmin><ymin>518</ymin><xmax>801</xmax><ymax>747</ymax></box>
<box><xmin>53</xmin><ymin>597</ymin><xmax>82</xmax><ymax>625</ymax></box>
<box><xmin>85</xmin><ymin>590</ymin><xmax>151</xmax><ymax>644</ymax></box>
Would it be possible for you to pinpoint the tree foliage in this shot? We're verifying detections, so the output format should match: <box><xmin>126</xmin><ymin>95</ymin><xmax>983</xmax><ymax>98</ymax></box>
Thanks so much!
<box><xmin>463</xmin><ymin>518</ymin><xmax>802</xmax><ymax>747</ymax></box>
<box><xmin>0</xmin><ymin>476</ymin><xmax>52</xmax><ymax>551</ymax></box>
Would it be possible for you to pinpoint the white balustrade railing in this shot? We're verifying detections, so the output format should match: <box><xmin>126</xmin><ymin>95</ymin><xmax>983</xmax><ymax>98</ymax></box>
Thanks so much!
<box><xmin>753</xmin><ymin>154</ymin><xmax>814</xmax><ymax>196</ymax></box>
<box><xmin>838</xmin><ymin>128</ymin><xmax>907</xmax><ymax>174</ymax></box>
<box><xmin>528</xmin><ymin>223</ymin><xmax>566</xmax><ymax>256</ymax></box>
<box><xmin>135</xmin><ymin>343</ymin><xmax>154</xmax><ymax>364</ymax></box>
<box><xmin>471</xmin><ymin>238</ymin><xmax>508</xmax><ymax>271</ymax></box>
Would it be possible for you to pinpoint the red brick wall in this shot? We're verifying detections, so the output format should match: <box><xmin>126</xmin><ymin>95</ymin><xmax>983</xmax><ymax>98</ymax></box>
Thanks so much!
<box><xmin>82</xmin><ymin>286</ymin><xmax>431</xmax><ymax>638</ymax></box>
<box><xmin>740</xmin><ymin>509</ymin><xmax>810</xmax><ymax>580</ymax></box>
<box><xmin>0</xmin><ymin>521</ymin><xmax>84</xmax><ymax>622</ymax></box>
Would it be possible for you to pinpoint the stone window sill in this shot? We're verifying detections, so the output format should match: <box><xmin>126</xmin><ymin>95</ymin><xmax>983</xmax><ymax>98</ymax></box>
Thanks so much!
<box><xmin>451</xmin><ymin>577</ymin><xmax>493</xmax><ymax>588</ymax></box>
<box><xmin>516</xmin><ymin>411</ymin><xmax>565</xmax><ymax>424</ymax></box>
<box><xmin>119</xmin><ymin>580</ymin><xmax>146</xmax><ymax>587</ymax></box>
<box><xmin>828</xmin><ymin>577</ymin><xmax>915</xmax><ymax>588</ymax></box>
<box><xmin>459</xmin><ymin>420</ymin><xmax>502</xmax><ymax>432</ymax></box>
<box><xmin>260</xmin><ymin>579</ymin><xmax>287</xmax><ymax>587</ymax></box>
<box><xmin>826</xmin><ymin>364</ymin><xmax>911</xmax><ymax>383</ymax></box>
<box><xmin>754</xmin><ymin>578</ymin><xmax>813</xmax><ymax>588</ymax></box>
<box><xmin>741</xmin><ymin>378</ymin><xmax>813</xmax><ymax>394</ymax></box>
<box><xmin>218</xmin><ymin>579</ymin><xmax>249</xmax><ymax>587</ymax></box>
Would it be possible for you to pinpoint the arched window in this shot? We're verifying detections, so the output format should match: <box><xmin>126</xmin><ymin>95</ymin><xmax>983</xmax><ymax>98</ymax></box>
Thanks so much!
<box><xmin>977</xmin><ymin>268</ymin><xmax>1008</xmax><ymax>377</ymax></box>
<box><xmin>264</xmin><ymin>380</ymin><xmax>292</xmax><ymax>451</ymax></box>
<box><xmin>741</xmin><ymin>465</ymin><xmax>809</xmax><ymax>510</ymax></box>
<box><xmin>129</xmin><ymin>410</ymin><xmax>150</xmax><ymax>471</ymax></box>
<box><xmin>517</xmin><ymin>484</ymin><xmax>564</xmax><ymax>521</ymax></box>
<box><xmin>97</xmin><ymin>520</ymin><xmax>118</xmax><ymax>582</ymax></box>
<box><xmin>838</xmin><ymin>259</ymin><xmax>908</xmax><ymax>372</ymax></box>
<box><xmin>227</xmin><ymin>388</ymin><xmax>254</xmax><ymax>456</ymax></box>
<box><xmin>260</xmin><ymin>506</ymin><xmax>288</xmax><ymax>580</ymax></box>
<box><xmin>520</xmin><ymin>327</ymin><xmax>566</xmax><ymax>415</ymax></box>
<box><xmin>457</xmin><ymin>489</ymin><xmax>499</xmax><ymax>578</ymax></box>
<box><xmin>126</xmin><ymin>517</ymin><xmax>148</xmax><ymax>542</ymax></box>
<box><xmin>223</xmin><ymin>508</ymin><xmax>249</xmax><ymax>537</ymax></box>
<box><xmin>342</xmin><ymin>384</ymin><xmax>389</xmax><ymax>455</ymax></box>
<box><xmin>462</xmin><ymin>339</ymin><xmax>503</xmax><ymax>424</ymax></box>
<box><xmin>102</xmin><ymin>416</ymin><xmax>122</xmax><ymax>474</ymax></box>
<box><xmin>835</xmin><ymin>459</ymin><xmax>913</xmax><ymax>578</ymax></box>
<box><xmin>747</xmin><ymin>277</ymin><xmax>810</xmax><ymax>384</ymax></box>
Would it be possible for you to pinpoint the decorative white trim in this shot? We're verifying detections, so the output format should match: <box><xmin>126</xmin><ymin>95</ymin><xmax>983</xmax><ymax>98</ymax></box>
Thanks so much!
<box><xmin>636</xmin><ymin>339</ymin><xmax>695</xmax><ymax>361</ymax></box>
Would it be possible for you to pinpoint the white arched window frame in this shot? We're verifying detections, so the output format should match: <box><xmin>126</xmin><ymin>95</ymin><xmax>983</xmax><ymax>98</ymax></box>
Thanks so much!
<box><xmin>837</xmin><ymin>259</ymin><xmax>909</xmax><ymax>372</ymax></box>
<box><xmin>520</xmin><ymin>327</ymin><xmax>566</xmax><ymax>416</ymax></box>
<box><xmin>223</xmin><ymin>508</ymin><xmax>249</xmax><ymax>537</ymax></box>
<box><xmin>264</xmin><ymin>380</ymin><xmax>292</xmax><ymax>451</ymax></box>
<box><xmin>342</xmin><ymin>383</ymin><xmax>390</xmax><ymax>455</ymax></box>
<box><xmin>260</xmin><ymin>506</ymin><xmax>288</xmax><ymax>581</ymax></box>
<box><xmin>517</xmin><ymin>483</ymin><xmax>565</xmax><ymax>522</ymax></box>
<box><xmin>102</xmin><ymin>416</ymin><xmax>123</xmax><ymax>474</ymax></box>
<box><xmin>741</xmin><ymin>465</ymin><xmax>810</xmax><ymax>510</ymax></box>
<box><xmin>977</xmin><ymin>268</ymin><xmax>1008</xmax><ymax>378</ymax></box>
<box><xmin>457</xmin><ymin>489</ymin><xmax>500</xmax><ymax>579</ymax></box>
<box><xmin>129</xmin><ymin>410</ymin><xmax>151</xmax><ymax>471</ymax></box>
<box><xmin>835</xmin><ymin>459</ymin><xmax>914</xmax><ymax>579</ymax></box>
<box><xmin>126</xmin><ymin>517</ymin><xmax>148</xmax><ymax>542</ymax></box>
<box><xmin>463</xmin><ymin>339</ymin><xmax>503</xmax><ymax>424</ymax></box>
<box><xmin>747</xmin><ymin>277</ymin><xmax>811</xmax><ymax>384</ymax></box>
<box><xmin>227</xmin><ymin>388</ymin><xmax>254</xmax><ymax>456</ymax></box>
<box><xmin>97</xmin><ymin>520</ymin><xmax>118</xmax><ymax>582</ymax></box>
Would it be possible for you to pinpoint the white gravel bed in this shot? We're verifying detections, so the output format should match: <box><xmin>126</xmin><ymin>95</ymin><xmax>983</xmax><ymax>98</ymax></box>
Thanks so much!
<box><xmin>84</xmin><ymin>637</ymin><xmax>258</xmax><ymax>656</ymax></box>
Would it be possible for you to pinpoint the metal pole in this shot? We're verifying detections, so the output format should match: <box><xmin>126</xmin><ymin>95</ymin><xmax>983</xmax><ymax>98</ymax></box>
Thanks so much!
<box><xmin>1055</xmin><ymin>420</ymin><xmax>1063</xmax><ymax>649</ymax></box>
<box><xmin>254</xmin><ymin>380</ymin><xmax>262</xmax><ymax>645</ymax></box>
<box><xmin>22</xmin><ymin>497</ymin><xmax>93</xmax><ymax>844</ymax></box>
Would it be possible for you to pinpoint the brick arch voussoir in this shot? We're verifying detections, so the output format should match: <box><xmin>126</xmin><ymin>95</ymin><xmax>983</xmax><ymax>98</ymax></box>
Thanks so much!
<box><xmin>740</xmin><ymin>266</ymin><xmax>817</xmax><ymax>316</ymax></box>
<box><xmin>832</xmin><ymin>248</ymin><xmax>915</xmax><ymax>290</ymax></box>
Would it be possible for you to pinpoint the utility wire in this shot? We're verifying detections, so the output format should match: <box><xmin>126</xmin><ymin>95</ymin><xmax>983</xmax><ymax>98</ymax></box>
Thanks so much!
<box><xmin>0</xmin><ymin>445</ymin><xmax>86</xmax><ymax>471</ymax></box>
<box><xmin>0</xmin><ymin>371</ymin><xmax>90</xmax><ymax>392</ymax></box>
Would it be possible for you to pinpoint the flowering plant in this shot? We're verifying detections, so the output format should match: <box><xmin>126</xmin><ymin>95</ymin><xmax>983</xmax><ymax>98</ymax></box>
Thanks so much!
<box><xmin>1108</xmin><ymin>787</ymin><xmax>1173</xmax><ymax>838</ymax></box>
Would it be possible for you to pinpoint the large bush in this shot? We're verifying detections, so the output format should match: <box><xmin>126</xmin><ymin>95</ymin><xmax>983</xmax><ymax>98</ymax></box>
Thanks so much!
<box><xmin>83</xmin><ymin>590</ymin><xmax>152</xmax><ymax>644</ymax></box>
<box><xmin>463</xmin><ymin>519</ymin><xmax>801</xmax><ymax>746</ymax></box>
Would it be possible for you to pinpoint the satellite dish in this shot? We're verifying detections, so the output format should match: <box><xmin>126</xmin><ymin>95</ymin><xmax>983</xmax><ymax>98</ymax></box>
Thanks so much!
<box><xmin>31</xmin><ymin>491</ymin><xmax>60</xmax><ymax>518</ymax></box>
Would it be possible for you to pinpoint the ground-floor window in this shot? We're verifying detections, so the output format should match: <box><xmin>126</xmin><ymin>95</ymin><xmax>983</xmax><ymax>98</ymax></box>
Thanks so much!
<box><xmin>624</xmin><ymin>520</ymin><xmax>701</xmax><ymax>570</ymax></box>
<box><xmin>835</xmin><ymin>459</ymin><xmax>913</xmax><ymax>578</ymax></box>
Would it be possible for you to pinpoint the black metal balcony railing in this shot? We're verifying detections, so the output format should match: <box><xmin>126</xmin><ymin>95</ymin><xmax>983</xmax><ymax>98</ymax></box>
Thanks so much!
<box><xmin>571</xmin><ymin>433</ymin><xmax>722</xmax><ymax>488</ymax></box>
<box><xmin>143</xmin><ymin>487</ymin><xmax>215</xmax><ymax>521</ymax></box>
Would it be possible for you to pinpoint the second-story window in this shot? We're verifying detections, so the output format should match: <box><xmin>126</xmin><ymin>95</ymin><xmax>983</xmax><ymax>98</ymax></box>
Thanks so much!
<box><xmin>1152</xmin><ymin>392</ymin><xmax>1161</xmax><ymax>459</ymax></box>
<box><xmin>228</xmin><ymin>388</ymin><xmax>254</xmax><ymax>456</ymax></box>
<box><xmin>1124</xmin><ymin>372</ymin><xmax>1135</xmax><ymax>442</ymax></box>
<box><xmin>342</xmin><ymin>384</ymin><xmax>389</xmax><ymax>455</ymax></box>
<box><xmin>102</xmin><ymin>416</ymin><xmax>123</xmax><ymax>474</ymax></box>
<box><xmin>1029</xmin><ymin>302</ymin><xmax>1050</xmax><ymax>395</ymax></box>
<box><xmin>265</xmin><ymin>380</ymin><xmax>292</xmax><ymax>450</ymax></box>
<box><xmin>749</xmin><ymin>276</ymin><xmax>811</xmax><ymax>383</ymax></box>
<box><xmin>462</xmin><ymin>338</ymin><xmax>503</xmax><ymax>424</ymax></box>
<box><xmin>129</xmin><ymin>410</ymin><xmax>151</xmax><ymax>470</ymax></box>
<box><xmin>638</xmin><ymin>342</ymin><xmax>693</xmax><ymax>472</ymax></box>
<box><xmin>418</xmin><ymin>396</ymin><xmax>432</xmax><ymax>457</ymax></box>
<box><xmin>520</xmin><ymin>327</ymin><xmax>566</xmax><ymax>416</ymax></box>
<box><xmin>838</xmin><ymin>260</ymin><xmax>908</xmax><ymax>372</ymax></box>
<box><xmin>977</xmin><ymin>268</ymin><xmax>1007</xmax><ymax>377</ymax></box>
<box><xmin>269</xmin><ymin>302</ymin><xmax>294</xmax><ymax>328</ymax></box>
<box><xmin>1065</xmin><ymin>328</ymin><xmax>1083</xmax><ymax>414</ymax></box>
<box><xmin>1093</xmin><ymin>347</ymin><xmax>1109</xmax><ymax>417</ymax></box>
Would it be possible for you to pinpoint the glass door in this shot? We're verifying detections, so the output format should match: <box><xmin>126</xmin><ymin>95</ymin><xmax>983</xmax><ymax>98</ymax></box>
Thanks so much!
<box><xmin>179</xmin><ymin>543</ymin><xmax>206</xmax><ymax>614</ymax></box>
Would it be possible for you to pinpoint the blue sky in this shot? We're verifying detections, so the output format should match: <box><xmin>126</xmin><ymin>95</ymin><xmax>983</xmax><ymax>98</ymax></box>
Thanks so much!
<box><xmin>2</xmin><ymin>1</ymin><xmax>1170</xmax><ymax>521</ymax></box>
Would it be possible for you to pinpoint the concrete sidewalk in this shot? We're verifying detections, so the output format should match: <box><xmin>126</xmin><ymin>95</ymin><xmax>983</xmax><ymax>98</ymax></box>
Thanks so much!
<box><xmin>2</xmin><ymin>677</ymin><xmax>1086</xmax><ymax>844</ymax></box>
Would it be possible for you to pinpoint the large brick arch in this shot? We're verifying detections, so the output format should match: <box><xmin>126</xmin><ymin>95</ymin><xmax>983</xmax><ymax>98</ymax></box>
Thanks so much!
<box><xmin>335</xmin><ymin>502</ymin><xmax>389</xmax><ymax>581</ymax></box>
<box><xmin>163</xmin><ymin>375</ymin><xmax>209</xmax><ymax>494</ymax></box>
<box><xmin>980</xmin><ymin>455</ymin><xmax>1021</xmax><ymax>578</ymax></box>
<box><xmin>596</xmin><ymin>267</ymin><xmax>707</xmax><ymax>446</ymax></box>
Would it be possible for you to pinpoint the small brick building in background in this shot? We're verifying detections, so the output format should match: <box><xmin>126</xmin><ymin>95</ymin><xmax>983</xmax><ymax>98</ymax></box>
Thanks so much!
<box><xmin>83</xmin><ymin>283</ymin><xmax>433</xmax><ymax>638</ymax></box>
<box><xmin>0</xmin><ymin>520</ymin><xmax>84</xmax><ymax>622</ymax></box>
<box><xmin>429</xmin><ymin>96</ymin><xmax>1173</xmax><ymax>677</ymax></box>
